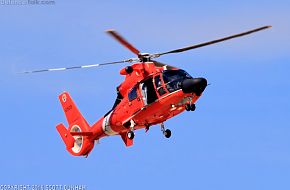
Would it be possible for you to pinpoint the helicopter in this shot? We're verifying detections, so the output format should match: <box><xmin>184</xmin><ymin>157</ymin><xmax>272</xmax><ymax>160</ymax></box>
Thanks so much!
<box><xmin>24</xmin><ymin>25</ymin><xmax>271</xmax><ymax>156</ymax></box>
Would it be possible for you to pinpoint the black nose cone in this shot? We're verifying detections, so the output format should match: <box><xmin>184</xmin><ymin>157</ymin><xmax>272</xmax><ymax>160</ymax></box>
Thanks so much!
<box><xmin>182</xmin><ymin>78</ymin><xmax>207</xmax><ymax>96</ymax></box>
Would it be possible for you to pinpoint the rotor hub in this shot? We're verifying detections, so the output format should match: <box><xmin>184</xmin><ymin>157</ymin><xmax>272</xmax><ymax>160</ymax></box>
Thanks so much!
<box><xmin>138</xmin><ymin>53</ymin><xmax>151</xmax><ymax>62</ymax></box>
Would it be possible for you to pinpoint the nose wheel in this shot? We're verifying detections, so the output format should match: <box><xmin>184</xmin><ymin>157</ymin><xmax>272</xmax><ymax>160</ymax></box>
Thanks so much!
<box><xmin>161</xmin><ymin>123</ymin><xmax>171</xmax><ymax>138</ymax></box>
<box><xmin>185</xmin><ymin>104</ymin><xmax>195</xmax><ymax>111</ymax></box>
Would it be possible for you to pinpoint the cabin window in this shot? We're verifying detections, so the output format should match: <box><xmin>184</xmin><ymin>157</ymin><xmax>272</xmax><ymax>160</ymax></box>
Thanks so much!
<box><xmin>128</xmin><ymin>86</ymin><xmax>138</xmax><ymax>101</ymax></box>
<box><xmin>140</xmin><ymin>77</ymin><xmax>158</xmax><ymax>105</ymax></box>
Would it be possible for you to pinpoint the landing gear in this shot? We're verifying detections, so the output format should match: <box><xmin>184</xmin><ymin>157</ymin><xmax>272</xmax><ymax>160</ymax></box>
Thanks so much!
<box><xmin>185</xmin><ymin>103</ymin><xmax>195</xmax><ymax>111</ymax></box>
<box><xmin>161</xmin><ymin>123</ymin><xmax>171</xmax><ymax>138</ymax></box>
<box><xmin>190</xmin><ymin>104</ymin><xmax>196</xmax><ymax>111</ymax></box>
<box><xmin>185</xmin><ymin>97</ymin><xmax>196</xmax><ymax>112</ymax></box>
<box><xmin>127</xmin><ymin>119</ymin><xmax>136</xmax><ymax>139</ymax></box>
<box><xmin>127</xmin><ymin>131</ymin><xmax>135</xmax><ymax>139</ymax></box>
<box><xmin>164</xmin><ymin>129</ymin><xmax>171</xmax><ymax>138</ymax></box>
<box><xmin>185</xmin><ymin>104</ymin><xmax>191</xmax><ymax>111</ymax></box>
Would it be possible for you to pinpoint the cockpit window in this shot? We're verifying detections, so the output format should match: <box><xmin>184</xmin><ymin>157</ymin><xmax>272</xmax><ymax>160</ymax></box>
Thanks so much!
<box><xmin>162</xmin><ymin>70</ymin><xmax>192</xmax><ymax>93</ymax></box>
<box><xmin>128</xmin><ymin>86</ymin><xmax>137</xmax><ymax>101</ymax></box>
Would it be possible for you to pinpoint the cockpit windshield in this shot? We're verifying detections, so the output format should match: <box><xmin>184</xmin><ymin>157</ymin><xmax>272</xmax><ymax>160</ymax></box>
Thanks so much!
<box><xmin>162</xmin><ymin>69</ymin><xmax>192</xmax><ymax>92</ymax></box>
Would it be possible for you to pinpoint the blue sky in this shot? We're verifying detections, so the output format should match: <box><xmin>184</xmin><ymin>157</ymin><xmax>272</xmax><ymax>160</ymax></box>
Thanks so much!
<box><xmin>0</xmin><ymin>0</ymin><xmax>290</xmax><ymax>189</ymax></box>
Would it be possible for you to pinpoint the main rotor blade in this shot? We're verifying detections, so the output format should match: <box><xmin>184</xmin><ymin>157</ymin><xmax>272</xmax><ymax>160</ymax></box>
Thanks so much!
<box><xmin>106</xmin><ymin>29</ymin><xmax>140</xmax><ymax>56</ymax></box>
<box><xmin>152</xmin><ymin>26</ymin><xmax>272</xmax><ymax>57</ymax></box>
<box><xmin>21</xmin><ymin>59</ymin><xmax>134</xmax><ymax>74</ymax></box>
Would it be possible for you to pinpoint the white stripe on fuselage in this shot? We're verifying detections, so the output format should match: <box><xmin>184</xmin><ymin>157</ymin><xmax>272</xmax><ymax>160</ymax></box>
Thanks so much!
<box><xmin>102</xmin><ymin>111</ymin><xmax>118</xmax><ymax>136</ymax></box>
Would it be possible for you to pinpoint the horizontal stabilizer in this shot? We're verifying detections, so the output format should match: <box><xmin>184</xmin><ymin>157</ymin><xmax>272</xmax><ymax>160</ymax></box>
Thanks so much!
<box><xmin>70</xmin><ymin>132</ymin><xmax>93</xmax><ymax>136</ymax></box>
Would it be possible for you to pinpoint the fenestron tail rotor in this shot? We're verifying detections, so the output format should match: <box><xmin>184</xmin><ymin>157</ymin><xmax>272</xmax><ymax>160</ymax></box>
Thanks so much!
<box><xmin>22</xmin><ymin>25</ymin><xmax>271</xmax><ymax>74</ymax></box>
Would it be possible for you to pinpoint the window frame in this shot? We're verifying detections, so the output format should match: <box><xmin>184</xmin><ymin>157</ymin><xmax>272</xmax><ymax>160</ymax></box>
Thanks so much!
<box><xmin>154</xmin><ymin>75</ymin><xmax>167</xmax><ymax>96</ymax></box>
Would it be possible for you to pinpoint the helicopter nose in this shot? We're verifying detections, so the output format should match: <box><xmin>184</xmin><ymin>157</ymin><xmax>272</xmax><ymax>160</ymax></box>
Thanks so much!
<box><xmin>182</xmin><ymin>78</ymin><xmax>207</xmax><ymax>96</ymax></box>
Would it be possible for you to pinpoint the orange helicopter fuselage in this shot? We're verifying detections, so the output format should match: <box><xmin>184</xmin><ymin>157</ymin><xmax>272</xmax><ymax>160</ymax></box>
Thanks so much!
<box><xmin>56</xmin><ymin>62</ymin><xmax>206</xmax><ymax>156</ymax></box>
<box><xmin>96</xmin><ymin>62</ymin><xmax>200</xmax><ymax>136</ymax></box>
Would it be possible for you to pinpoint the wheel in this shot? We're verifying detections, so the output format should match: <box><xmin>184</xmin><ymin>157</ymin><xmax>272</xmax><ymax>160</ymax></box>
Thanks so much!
<box><xmin>164</xmin><ymin>129</ymin><xmax>171</xmax><ymax>138</ymax></box>
<box><xmin>127</xmin><ymin>131</ymin><xmax>135</xmax><ymax>139</ymax></box>
<box><xmin>190</xmin><ymin>104</ymin><xmax>196</xmax><ymax>111</ymax></box>
<box><xmin>185</xmin><ymin>104</ymin><xmax>191</xmax><ymax>111</ymax></box>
